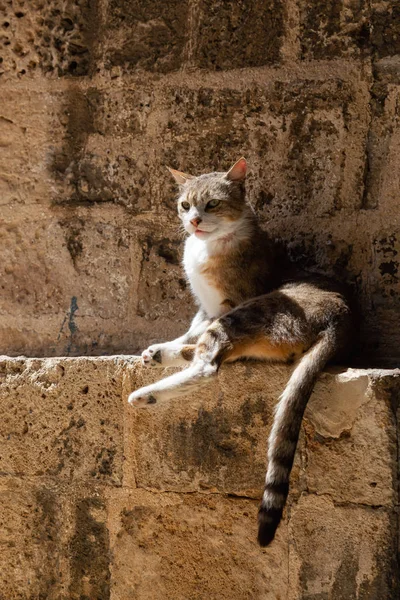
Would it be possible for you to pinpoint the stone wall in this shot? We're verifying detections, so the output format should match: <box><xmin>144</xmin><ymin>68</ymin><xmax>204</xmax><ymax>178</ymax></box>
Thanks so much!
<box><xmin>1</xmin><ymin>0</ymin><xmax>400</xmax><ymax>365</ymax></box>
<box><xmin>1</xmin><ymin>356</ymin><xmax>399</xmax><ymax>599</ymax></box>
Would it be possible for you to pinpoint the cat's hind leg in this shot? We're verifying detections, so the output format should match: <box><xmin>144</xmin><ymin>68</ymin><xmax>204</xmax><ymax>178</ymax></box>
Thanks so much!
<box><xmin>128</xmin><ymin>301</ymin><xmax>302</xmax><ymax>407</ymax></box>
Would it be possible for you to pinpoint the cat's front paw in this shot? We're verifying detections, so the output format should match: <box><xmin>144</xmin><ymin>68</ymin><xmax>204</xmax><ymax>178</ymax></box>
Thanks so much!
<box><xmin>128</xmin><ymin>388</ymin><xmax>158</xmax><ymax>407</ymax></box>
<box><xmin>141</xmin><ymin>344</ymin><xmax>164</xmax><ymax>368</ymax></box>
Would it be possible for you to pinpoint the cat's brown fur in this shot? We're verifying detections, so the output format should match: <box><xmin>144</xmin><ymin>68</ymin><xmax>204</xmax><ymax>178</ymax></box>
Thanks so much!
<box><xmin>128</xmin><ymin>158</ymin><xmax>354</xmax><ymax>546</ymax></box>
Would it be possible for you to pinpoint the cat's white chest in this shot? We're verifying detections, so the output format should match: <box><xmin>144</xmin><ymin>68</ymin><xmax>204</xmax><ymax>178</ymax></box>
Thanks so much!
<box><xmin>183</xmin><ymin>237</ymin><xmax>224</xmax><ymax>318</ymax></box>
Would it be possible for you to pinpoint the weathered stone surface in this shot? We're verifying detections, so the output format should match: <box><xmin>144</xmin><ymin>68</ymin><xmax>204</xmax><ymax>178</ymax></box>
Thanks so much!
<box><xmin>127</xmin><ymin>364</ymin><xmax>400</xmax><ymax>510</ymax></box>
<box><xmin>371</xmin><ymin>1</ymin><xmax>400</xmax><ymax>58</ymax></box>
<box><xmin>0</xmin><ymin>206</ymin><xmax>138</xmax><ymax>355</ymax></box>
<box><xmin>0</xmin><ymin>357</ymin><xmax>125</xmax><ymax>483</ymax></box>
<box><xmin>191</xmin><ymin>0</ymin><xmax>284</xmax><ymax>70</ymax></box>
<box><xmin>2</xmin><ymin>0</ymin><xmax>400</xmax><ymax>596</ymax></box>
<box><xmin>0</xmin><ymin>476</ymin><xmax>67</xmax><ymax>599</ymax></box>
<box><xmin>107</xmin><ymin>487</ymin><xmax>289</xmax><ymax>600</ymax></box>
<box><xmin>288</xmin><ymin>495</ymin><xmax>398</xmax><ymax>599</ymax></box>
<box><xmin>0</xmin><ymin>87</ymin><xmax>61</xmax><ymax>206</ymax></box>
<box><xmin>0</xmin><ymin>357</ymin><xmax>398</xmax><ymax>598</ymax></box>
<box><xmin>104</xmin><ymin>0</ymin><xmax>189</xmax><ymax>73</ymax></box>
<box><xmin>305</xmin><ymin>370</ymin><xmax>398</xmax><ymax>506</ymax></box>
<box><xmin>299</xmin><ymin>0</ymin><xmax>370</xmax><ymax>60</ymax></box>
<box><xmin>69</xmin><ymin>487</ymin><xmax>112</xmax><ymax>600</ymax></box>
<box><xmin>0</xmin><ymin>476</ymin><xmax>113</xmax><ymax>600</ymax></box>
<box><xmin>0</xmin><ymin>0</ymin><xmax>101</xmax><ymax>80</ymax></box>
<box><xmin>127</xmin><ymin>362</ymin><xmax>301</xmax><ymax>497</ymax></box>
<box><xmin>155</xmin><ymin>77</ymin><xmax>368</xmax><ymax>216</ymax></box>
<box><xmin>1</xmin><ymin>59</ymin><xmax>400</xmax><ymax>363</ymax></box>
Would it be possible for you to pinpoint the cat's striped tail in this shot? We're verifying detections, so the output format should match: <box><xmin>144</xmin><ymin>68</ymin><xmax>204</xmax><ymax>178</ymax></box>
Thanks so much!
<box><xmin>257</xmin><ymin>328</ymin><xmax>337</xmax><ymax>547</ymax></box>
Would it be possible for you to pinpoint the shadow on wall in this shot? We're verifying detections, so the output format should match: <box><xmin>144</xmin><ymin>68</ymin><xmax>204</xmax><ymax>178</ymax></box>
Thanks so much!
<box><xmin>1</xmin><ymin>0</ymin><xmax>399</xmax><ymax>367</ymax></box>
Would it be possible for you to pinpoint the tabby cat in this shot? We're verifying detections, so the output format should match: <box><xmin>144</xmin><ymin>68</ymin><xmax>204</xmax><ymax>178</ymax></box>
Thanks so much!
<box><xmin>128</xmin><ymin>158</ymin><xmax>353</xmax><ymax>547</ymax></box>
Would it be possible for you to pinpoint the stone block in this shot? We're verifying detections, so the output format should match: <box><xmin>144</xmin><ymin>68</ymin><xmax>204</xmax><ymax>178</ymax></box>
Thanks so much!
<box><xmin>157</xmin><ymin>77</ymin><xmax>368</xmax><ymax>218</ymax></box>
<box><xmin>0</xmin><ymin>87</ymin><xmax>63</xmax><ymax>207</ymax></box>
<box><xmin>68</xmin><ymin>487</ymin><xmax>112</xmax><ymax>600</ymax></box>
<box><xmin>299</xmin><ymin>0</ymin><xmax>370</xmax><ymax>60</ymax></box>
<box><xmin>191</xmin><ymin>0</ymin><xmax>284</xmax><ymax>70</ymax></box>
<box><xmin>0</xmin><ymin>476</ymin><xmax>114</xmax><ymax>600</ymax></box>
<box><xmin>136</xmin><ymin>231</ymin><xmax>195</xmax><ymax>325</ymax></box>
<box><xmin>0</xmin><ymin>204</ymin><xmax>144</xmax><ymax>356</ymax></box>
<box><xmin>0</xmin><ymin>476</ymin><xmax>67</xmax><ymax>599</ymax></box>
<box><xmin>288</xmin><ymin>495</ymin><xmax>398</xmax><ymax>599</ymax></box>
<box><xmin>106</xmin><ymin>487</ymin><xmax>289</xmax><ymax>600</ymax></box>
<box><xmin>126</xmin><ymin>364</ymin><xmax>399</xmax><ymax>510</ymax></box>
<box><xmin>371</xmin><ymin>1</ymin><xmax>400</xmax><ymax>59</ymax></box>
<box><xmin>104</xmin><ymin>0</ymin><xmax>189</xmax><ymax>73</ymax></box>
<box><xmin>0</xmin><ymin>357</ymin><xmax>125</xmax><ymax>483</ymax></box>
<box><xmin>305</xmin><ymin>370</ymin><xmax>398</xmax><ymax>506</ymax></box>
<box><xmin>0</xmin><ymin>0</ymin><xmax>101</xmax><ymax>80</ymax></box>
<box><xmin>127</xmin><ymin>362</ymin><xmax>294</xmax><ymax>497</ymax></box>
<box><xmin>0</xmin><ymin>357</ymin><xmax>398</xmax><ymax>598</ymax></box>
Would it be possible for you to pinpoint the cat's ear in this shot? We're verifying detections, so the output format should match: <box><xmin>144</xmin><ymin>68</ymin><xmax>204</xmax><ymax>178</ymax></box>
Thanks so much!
<box><xmin>167</xmin><ymin>167</ymin><xmax>195</xmax><ymax>185</ymax></box>
<box><xmin>226</xmin><ymin>157</ymin><xmax>247</xmax><ymax>181</ymax></box>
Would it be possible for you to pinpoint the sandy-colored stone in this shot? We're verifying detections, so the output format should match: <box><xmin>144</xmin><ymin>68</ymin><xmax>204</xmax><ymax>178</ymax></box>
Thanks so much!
<box><xmin>0</xmin><ymin>0</ymin><xmax>101</xmax><ymax>81</ymax></box>
<box><xmin>127</xmin><ymin>361</ymin><xmax>302</xmax><ymax>497</ymax></box>
<box><xmin>0</xmin><ymin>357</ymin><xmax>399</xmax><ymax>598</ymax></box>
<box><xmin>0</xmin><ymin>476</ymin><xmax>64</xmax><ymax>599</ymax></box>
<box><xmin>299</xmin><ymin>0</ymin><xmax>370</xmax><ymax>60</ymax></box>
<box><xmin>191</xmin><ymin>0</ymin><xmax>284</xmax><ymax>69</ymax></box>
<box><xmin>371</xmin><ymin>1</ymin><xmax>400</xmax><ymax>59</ymax></box>
<box><xmin>304</xmin><ymin>370</ymin><xmax>398</xmax><ymax>506</ymax></box>
<box><xmin>0</xmin><ymin>475</ymin><xmax>115</xmax><ymax>600</ymax></box>
<box><xmin>2</xmin><ymin>0</ymin><xmax>400</xmax><ymax>596</ymax></box>
<box><xmin>107</xmin><ymin>487</ymin><xmax>289</xmax><ymax>600</ymax></box>
<box><xmin>1</xmin><ymin>47</ymin><xmax>400</xmax><ymax>363</ymax></box>
<box><xmin>288</xmin><ymin>495</ymin><xmax>398</xmax><ymax>599</ymax></box>
<box><xmin>0</xmin><ymin>357</ymin><xmax>125</xmax><ymax>483</ymax></box>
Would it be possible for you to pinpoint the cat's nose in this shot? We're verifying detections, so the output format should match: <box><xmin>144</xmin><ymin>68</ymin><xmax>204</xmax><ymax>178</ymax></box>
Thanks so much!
<box><xmin>190</xmin><ymin>217</ymin><xmax>202</xmax><ymax>227</ymax></box>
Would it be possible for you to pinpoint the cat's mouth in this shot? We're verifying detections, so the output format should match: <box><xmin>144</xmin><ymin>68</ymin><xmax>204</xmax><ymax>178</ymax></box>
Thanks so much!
<box><xmin>194</xmin><ymin>228</ymin><xmax>210</xmax><ymax>238</ymax></box>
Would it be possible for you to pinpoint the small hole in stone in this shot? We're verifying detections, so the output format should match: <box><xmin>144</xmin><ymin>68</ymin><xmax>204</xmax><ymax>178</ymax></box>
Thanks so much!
<box><xmin>3</xmin><ymin>22</ymin><xmax>10</xmax><ymax>28</ymax></box>
<box><xmin>81</xmin><ymin>385</ymin><xmax>89</xmax><ymax>394</ymax></box>
<box><xmin>15</xmin><ymin>12</ymin><xmax>25</xmax><ymax>18</ymax></box>
<box><xmin>68</xmin><ymin>60</ymin><xmax>78</xmax><ymax>73</ymax></box>
<box><xmin>369</xmin><ymin>482</ymin><xmax>377</xmax><ymax>487</ymax></box>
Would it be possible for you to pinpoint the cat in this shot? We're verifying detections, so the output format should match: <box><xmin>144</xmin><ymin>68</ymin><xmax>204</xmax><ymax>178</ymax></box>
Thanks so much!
<box><xmin>128</xmin><ymin>158</ymin><xmax>354</xmax><ymax>547</ymax></box>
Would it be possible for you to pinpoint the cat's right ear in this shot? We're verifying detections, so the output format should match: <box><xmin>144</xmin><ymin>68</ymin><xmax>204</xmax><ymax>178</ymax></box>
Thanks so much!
<box><xmin>167</xmin><ymin>167</ymin><xmax>195</xmax><ymax>185</ymax></box>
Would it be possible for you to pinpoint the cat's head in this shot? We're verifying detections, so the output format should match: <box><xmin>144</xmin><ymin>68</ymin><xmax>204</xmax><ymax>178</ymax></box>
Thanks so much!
<box><xmin>167</xmin><ymin>158</ymin><xmax>249</xmax><ymax>242</ymax></box>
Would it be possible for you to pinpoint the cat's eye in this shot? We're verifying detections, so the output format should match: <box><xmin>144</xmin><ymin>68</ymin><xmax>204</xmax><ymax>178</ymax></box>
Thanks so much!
<box><xmin>206</xmin><ymin>199</ymin><xmax>220</xmax><ymax>210</ymax></box>
<box><xmin>181</xmin><ymin>201</ymin><xmax>190</xmax><ymax>211</ymax></box>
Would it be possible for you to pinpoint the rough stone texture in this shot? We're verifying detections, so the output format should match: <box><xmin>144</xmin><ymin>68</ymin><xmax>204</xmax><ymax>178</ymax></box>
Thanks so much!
<box><xmin>0</xmin><ymin>357</ymin><xmax>399</xmax><ymax>598</ymax></box>
<box><xmin>299</xmin><ymin>0</ymin><xmax>370</xmax><ymax>60</ymax></box>
<box><xmin>0</xmin><ymin>5</ymin><xmax>399</xmax><ymax>364</ymax></box>
<box><xmin>104</xmin><ymin>0</ymin><xmax>189</xmax><ymax>73</ymax></box>
<box><xmin>288</xmin><ymin>495</ymin><xmax>397</xmax><ymax>599</ymax></box>
<box><xmin>191</xmin><ymin>0</ymin><xmax>284</xmax><ymax>70</ymax></box>
<box><xmin>1</xmin><ymin>2</ymin><xmax>400</xmax><ymax>365</ymax></box>
<box><xmin>0</xmin><ymin>357</ymin><xmax>125</xmax><ymax>483</ymax></box>
<box><xmin>0</xmin><ymin>0</ymin><xmax>102</xmax><ymax>79</ymax></box>
<box><xmin>2</xmin><ymin>2</ymin><xmax>400</xmax><ymax>597</ymax></box>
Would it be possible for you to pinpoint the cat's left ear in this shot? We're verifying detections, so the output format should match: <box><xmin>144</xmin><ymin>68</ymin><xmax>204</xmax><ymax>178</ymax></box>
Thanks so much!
<box><xmin>167</xmin><ymin>167</ymin><xmax>195</xmax><ymax>185</ymax></box>
<box><xmin>226</xmin><ymin>157</ymin><xmax>247</xmax><ymax>181</ymax></box>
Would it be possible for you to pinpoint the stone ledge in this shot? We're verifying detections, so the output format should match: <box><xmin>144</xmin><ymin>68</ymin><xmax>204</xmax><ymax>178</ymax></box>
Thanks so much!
<box><xmin>0</xmin><ymin>356</ymin><xmax>399</xmax><ymax>599</ymax></box>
